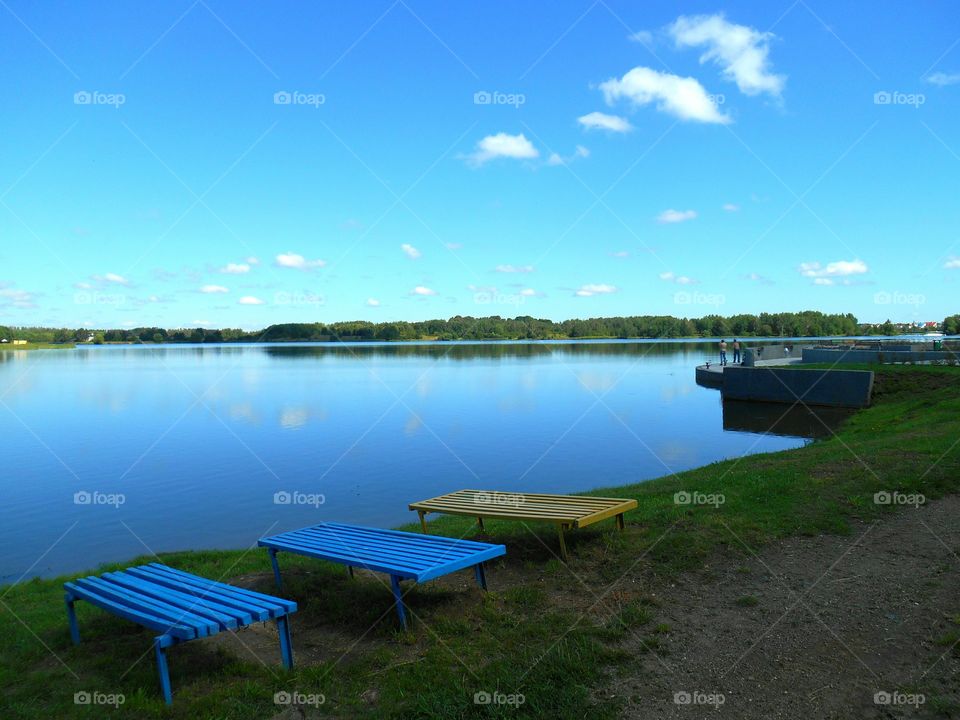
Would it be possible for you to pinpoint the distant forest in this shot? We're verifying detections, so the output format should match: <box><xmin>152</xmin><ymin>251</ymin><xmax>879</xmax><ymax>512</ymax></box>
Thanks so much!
<box><xmin>4</xmin><ymin>311</ymin><xmax>955</xmax><ymax>345</ymax></box>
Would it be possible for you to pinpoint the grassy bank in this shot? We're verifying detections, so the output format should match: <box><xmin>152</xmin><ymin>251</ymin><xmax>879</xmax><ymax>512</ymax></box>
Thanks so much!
<box><xmin>0</xmin><ymin>342</ymin><xmax>75</xmax><ymax>351</ymax></box>
<box><xmin>2</xmin><ymin>365</ymin><xmax>959</xmax><ymax>719</ymax></box>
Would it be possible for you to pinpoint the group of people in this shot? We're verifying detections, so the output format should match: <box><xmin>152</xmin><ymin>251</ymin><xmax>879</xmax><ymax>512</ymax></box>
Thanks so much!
<box><xmin>718</xmin><ymin>338</ymin><xmax>741</xmax><ymax>366</ymax></box>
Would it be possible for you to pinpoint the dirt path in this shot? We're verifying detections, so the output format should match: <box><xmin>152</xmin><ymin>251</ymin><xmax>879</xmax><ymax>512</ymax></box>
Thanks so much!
<box><xmin>612</xmin><ymin>496</ymin><xmax>960</xmax><ymax>719</ymax></box>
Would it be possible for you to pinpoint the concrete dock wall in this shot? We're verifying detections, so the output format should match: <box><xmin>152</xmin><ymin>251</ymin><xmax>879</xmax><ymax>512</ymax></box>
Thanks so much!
<box><xmin>721</xmin><ymin>366</ymin><xmax>874</xmax><ymax>408</ymax></box>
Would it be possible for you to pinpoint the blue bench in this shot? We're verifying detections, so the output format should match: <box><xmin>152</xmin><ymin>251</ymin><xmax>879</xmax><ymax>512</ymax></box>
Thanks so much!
<box><xmin>259</xmin><ymin>522</ymin><xmax>506</xmax><ymax>629</ymax></box>
<box><xmin>64</xmin><ymin>562</ymin><xmax>297</xmax><ymax>704</ymax></box>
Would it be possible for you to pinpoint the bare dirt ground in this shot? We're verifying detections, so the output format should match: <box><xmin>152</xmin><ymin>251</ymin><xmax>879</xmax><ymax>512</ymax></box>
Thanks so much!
<box><xmin>612</xmin><ymin>496</ymin><xmax>960</xmax><ymax>719</ymax></box>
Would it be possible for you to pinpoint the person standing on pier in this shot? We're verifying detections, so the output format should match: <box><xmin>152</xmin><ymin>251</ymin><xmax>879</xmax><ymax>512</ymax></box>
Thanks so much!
<box><xmin>719</xmin><ymin>339</ymin><xmax>728</xmax><ymax>366</ymax></box>
<box><xmin>732</xmin><ymin>339</ymin><xmax>741</xmax><ymax>364</ymax></box>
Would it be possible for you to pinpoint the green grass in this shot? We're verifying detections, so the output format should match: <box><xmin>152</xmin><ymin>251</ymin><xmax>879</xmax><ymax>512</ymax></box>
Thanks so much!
<box><xmin>2</xmin><ymin>364</ymin><xmax>960</xmax><ymax>718</ymax></box>
<box><xmin>0</xmin><ymin>342</ymin><xmax>75</xmax><ymax>351</ymax></box>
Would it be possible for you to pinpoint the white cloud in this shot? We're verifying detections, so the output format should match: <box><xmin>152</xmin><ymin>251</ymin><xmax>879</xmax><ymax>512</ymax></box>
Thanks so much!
<box><xmin>0</xmin><ymin>286</ymin><xmax>37</xmax><ymax>309</ymax></box>
<box><xmin>926</xmin><ymin>72</ymin><xmax>960</xmax><ymax>87</ymax></box>
<box><xmin>520</xmin><ymin>288</ymin><xmax>537</xmax><ymax>296</ymax></box>
<box><xmin>813</xmin><ymin>278</ymin><xmax>834</xmax><ymax>286</ymax></box>
<box><xmin>944</xmin><ymin>256</ymin><xmax>960</xmax><ymax>269</ymax></box>
<box><xmin>628</xmin><ymin>30</ymin><xmax>654</xmax><ymax>46</ymax></box>
<box><xmin>546</xmin><ymin>145</ymin><xmax>590</xmax><ymax>166</ymax></box>
<box><xmin>275</xmin><ymin>252</ymin><xmax>326</xmax><ymax>270</ymax></box>
<box><xmin>577</xmin><ymin>111</ymin><xmax>632</xmax><ymax>133</ymax></box>
<box><xmin>366</xmin><ymin>298</ymin><xmax>381</xmax><ymax>306</ymax></box>
<box><xmin>445</xmin><ymin>242</ymin><xmax>463</xmax><ymax>250</ymax></box>
<box><xmin>744</xmin><ymin>272</ymin><xmax>773</xmax><ymax>285</ymax></box>
<box><xmin>575</xmin><ymin>283</ymin><xmax>617</xmax><ymax>297</ymax></box>
<box><xmin>92</xmin><ymin>272</ymin><xmax>129</xmax><ymax>285</ymax></box>
<box><xmin>464</xmin><ymin>132</ymin><xmax>538</xmax><ymax>166</ymax></box>
<box><xmin>610</xmin><ymin>250</ymin><xmax>630</xmax><ymax>258</ymax></box>
<box><xmin>200</xmin><ymin>285</ymin><xmax>229</xmax><ymax>294</ymax></box>
<box><xmin>411</xmin><ymin>286</ymin><xmax>437</xmax><ymax>296</ymax></box>
<box><xmin>495</xmin><ymin>264</ymin><xmax>535</xmax><ymax>273</ymax></box>
<box><xmin>659</xmin><ymin>271</ymin><xmax>698</xmax><ymax>285</ymax></box>
<box><xmin>220</xmin><ymin>262</ymin><xmax>251</xmax><ymax>274</ymax></box>
<box><xmin>401</xmin><ymin>243</ymin><xmax>421</xmax><ymax>259</ymax></box>
<box><xmin>600</xmin><ymin>66</ymin><xmax>730</xmax><ymax>124</ymax></box>
<box><xmin>238</xmin><ymin>296</ymin><xmax>265</xmax><ymax>305</ymax></box>
<box><xmin>247</xmin><ymin>256</ymin><xmax>260</xmax><ymax>265</ymax></box>
<box><xmin>722</xmin><ymin>203</ymin><xmax>740</xmax><ymax>212</ymax></box>
<box><xmin>657</xmin><ymin>208</ymin><xmax>697</xmax><ymax>224</ymax></box>
<box><xmin>799</xmin><ymin>259</ymin><xmax>869</xmax><ymax>279</ymax></box>
<box><xmin>668</xmin><ymin>14</ymin><xmax>785</xmax><ymax>98</ymax></box>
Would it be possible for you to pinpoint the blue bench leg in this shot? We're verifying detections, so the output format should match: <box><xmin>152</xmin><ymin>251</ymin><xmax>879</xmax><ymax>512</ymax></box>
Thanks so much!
<box><xmin>474</xmin><ymin>562</ymin><xmax>487</xmax><ymax>591</ymax></box>
<box><xmin>64</xmin><ymin>594</ymin><xmax>81</xmax><ymax>645</ymax></box>
<box><xmin>268</xmin><ymin>549</ymin><xmax>282</xmax><ymax>590</ymax></box>
<box><xmin>154</xmin><ymin>637</ymin><xmax>173</xmax><ymax>705</ymax></box>
<box><xmin>276</xmin><ymin>616</ymin><xmax>294</xmax><ymax>669</ymax></box>
<box><xmin>347</xmin><ymin>565</ymin><xmax>354</xmax><ymax>579</ymax></box>
<box><xmin>390</xmin><ymin>575</ymin><xmax>408</xmax><ymax>630</ymax></box>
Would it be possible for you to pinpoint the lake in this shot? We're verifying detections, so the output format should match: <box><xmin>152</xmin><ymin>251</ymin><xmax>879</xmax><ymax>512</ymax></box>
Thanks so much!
<box><xmin>0</xmin><ymin>340</ymin><xmax>829</xmax><ymax>582</ymax></box>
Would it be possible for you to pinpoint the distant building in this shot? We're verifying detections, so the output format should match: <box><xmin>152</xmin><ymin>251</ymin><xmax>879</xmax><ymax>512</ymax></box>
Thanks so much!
<box><xmin>12</xmin><ymin>339</ymin><xmax>27</xmax><ymax>345</ymax></box>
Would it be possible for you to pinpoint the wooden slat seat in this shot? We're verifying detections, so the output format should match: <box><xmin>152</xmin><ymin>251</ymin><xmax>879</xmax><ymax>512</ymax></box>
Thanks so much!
<box><xmin>64</xmin><ymin>563</ymin><xmax>297</xmax><ymax>704</ymax></box>
<box><xmin>258</xmin><ymin>522</ymin><xmax>506</xmax><ymax>629</ymax></box>
<box><xmin>409</xmin><ymin>489</ymin><xmax>638</xmax><ymax>560</ymax></box>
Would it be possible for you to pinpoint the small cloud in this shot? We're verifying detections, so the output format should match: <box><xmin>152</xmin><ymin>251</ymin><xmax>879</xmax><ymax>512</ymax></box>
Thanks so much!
<box><xmin>744</xmin><ymin>272</ymin><xmax>773</xmax><ymax>285</ymax></box>
<box><xmin>610</xmin><ymin>250</ymin><xmax>631</xmax><ymax>258</ymax></box>
<box><xmin>628</xmin><ymin>30</ymin><xmax>654</xmax><ymax>46</ymax></box>
<box><xmin>200</xmin><ymin>285</ymin><xmax>229</xmax><ymax>294</ymax></box>
<box><xmin>601</xmin><ymin>66</ymin><xmax>730</xmax><ymax>124</ymax></box>
<box><xmin>74</xmin><ymin>281</ymin><xmax>92</xmax><ymax>289</ymax></box>
<box><xmin>246</xmin><ymin>257</ymin><xmax>260</xmax><ymax>265</ymax></box>
<box><xmin>547</xmin><ymin>145</ymin><xmax>590</xmax><ymax>166</ymax></box>
<box><xmin>340</xmin><ymin>218</ymin><xmax>364</xmax><ymax>230</ymax></box>
<box><xmin>659</xmin><ymin>271</ymin><xmax>698</xmax><ymax>285</ymax></box>
<box><xmin>401</xmin><ymin>243</ymin><xmax>421</xmax><ymax>259</ymax></box>
<box><xmin>275</xmin><ymin>252</ymin><xmax>326</xmax><ymax>270</ymax></box>
<box><xmin>722</xmin><ymin>203</ymin><xmax>740</xmax><ymax>212</ymax></box>
<box><xmin>813</xmin><ymin>278</ymin><xmax>834</xmax><ymax>286</ymax></box>
<box><xmin>411</xmin><ymin>286</ymin><xmax>437</xmax><ymax>296</ymax></box>
<box><xmin>445</xmin><ymin>242</ymin><xmax>463</xmax><ymax>250</ymax></box>
<box><xmin>220</xmin><ymin>262</ymin><xmax>251</xmax><ymax>274</ymax></box>
<box><xmin>668</xmin><ymin>14</ymin><xmax>785</xmax><ymax>98</ymax></box>
<box><xmin>925</xmin><ymin>72</ymin><xmax>960</xmax><ymax>87</ymax></box>
<box><xmin>92</xmin><ymin>272</ymin><xmax>129</xmax><ymax>285</ymax></box>
<box><xmin>577</xmin><ymin>111</ymin><xmax>633</xmax><ymax>133</ymax></box>
<box><xmin>495</xmin><ymin>264</ymin><xmax>535</xmax><ymax>273</ymax></box>
<box><xmin>0</xmin><ymin>285</ymin><xmax>37</xmax><ymax>309</ymax></box>
<box><xmin>463</xmin><ymin>132</ymin><xmax>538</xmax><ymax>166</ymax></box>
<box><xmin>238</xmin><ymin>296</ymin><xmax>265</xmax><ymax>305</ymax></box>
<box><xmin>799</xmin><ymin>259</ymin><xmax>868</xmax><ymax>279</ymax></box>
<box><xmin>943</xmin><ymin>256</ymin><xmax>960</xmax><ymax>269</ymax></box>
<box><xmin>366</xmin><ymin>298</ymin><xmax>381</xmax><ymax>307</ymax></box>
<box><xmin>519</xmin><ymin>288</ymin><xmax>538</xmax><ymax>297</ymax></box>
<box><xmin>575</xmin><ymin>283</ymin><xmax>617</xmax><ymax>297</ymax></box>
<box><xmin>657</xmin><ymin>208</ymin><xmax>697</xmax><ymax>224</ymax></box>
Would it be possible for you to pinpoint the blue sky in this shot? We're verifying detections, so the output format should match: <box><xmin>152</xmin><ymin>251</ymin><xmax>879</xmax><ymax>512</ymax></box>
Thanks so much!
<box><xmin>1</xmin><ymin>0</ymin><xmax>959</xmax><ymax>329</ymax></box>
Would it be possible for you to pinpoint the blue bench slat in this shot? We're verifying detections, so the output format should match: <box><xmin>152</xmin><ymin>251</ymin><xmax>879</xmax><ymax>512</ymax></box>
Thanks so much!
<box><xmin>277</xmin><ymin>529</ymin><xmax>435</xmax><ymax>571</ymax></box>
<box><xmin>65</xmin><ymin>580</ymin><xmax>199</xmax><ymax>640</ymax></box>
<box><xmin>138</xmin><ymin>564</ymin><xmax>296</xmax><ymax>616</ymax></box>
<box><xmin>102</xmin><ymin>573</ymin><xmax>251</xmax><ymax>629</ymax></box>
<box><xmin>417</xmin><ymin>543</ymin><xmax>507</xmax><ymax>582</ymax></box>
<box><xmin>260</xmin><ymin>536</ymin><xmax>424</xmax><ymax>579</ymax></box>
<box><xmin>294</xmin><ymin>525</ymin><xmax>480</xmax><ymax>562</ymax></box>
<box><xmin>124</xmin><ymin>568</ymin><xmax>273</xmax><ymax>623</ymax></box>
<box><xmin>76</xmin><ymin>576</ymin><xmax>219</xmax><ymax>636</ymax></box>
<box><xmin>324</xmin><ymin>522</ymin><xmax>494</xmax><ymax>554</ymax></box>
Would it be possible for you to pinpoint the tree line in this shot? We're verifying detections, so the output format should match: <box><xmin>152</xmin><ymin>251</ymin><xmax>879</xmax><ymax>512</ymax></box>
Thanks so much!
<box><xmin>3</xmin><ymin>311</ymin><xmax>937</xmax><ymax>345</ymax></box>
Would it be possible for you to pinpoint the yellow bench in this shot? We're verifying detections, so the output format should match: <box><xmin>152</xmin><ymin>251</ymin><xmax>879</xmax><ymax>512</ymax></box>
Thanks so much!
<box><xmin>409</xmin><ymin>489</ymin><xmax>637</xmax><ymax>560</ymax></box>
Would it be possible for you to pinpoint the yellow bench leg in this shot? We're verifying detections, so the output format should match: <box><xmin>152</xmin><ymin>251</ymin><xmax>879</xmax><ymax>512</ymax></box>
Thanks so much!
<box><xmin>557</xmin><ymin>525</ymin><xmax>568</xmax><ymax>561</ymax></box>
<box><xmin>616</xmin><ymin>513</ymin><xmax>625</xmax><ymax>531</ymax></box>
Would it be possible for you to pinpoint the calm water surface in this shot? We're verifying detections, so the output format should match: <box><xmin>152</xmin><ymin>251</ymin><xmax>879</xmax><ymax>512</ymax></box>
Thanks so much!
<box><xmin>1</xmin><ymin>340</ymin><xmax>817</xmax><ymax>581</ymax></box>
